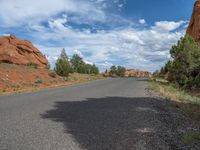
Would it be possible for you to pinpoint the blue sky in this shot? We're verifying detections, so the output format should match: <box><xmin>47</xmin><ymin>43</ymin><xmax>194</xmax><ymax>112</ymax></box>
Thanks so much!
<box><xmin>122</xmin><ymin>0</ymin><xmax>193</xmax><ymax>23</ymax></box>
<box><xmin>0</xmin><ymin>0</ymin><xmax>195</xmax><ymax>72</ymax></box>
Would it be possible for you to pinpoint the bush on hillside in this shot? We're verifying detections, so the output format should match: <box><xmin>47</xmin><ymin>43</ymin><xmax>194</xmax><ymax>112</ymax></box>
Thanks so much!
<box><xmin>27</xmin><ymin>63</ymin><xmax>38</xmax><ymax>69</ymax></box>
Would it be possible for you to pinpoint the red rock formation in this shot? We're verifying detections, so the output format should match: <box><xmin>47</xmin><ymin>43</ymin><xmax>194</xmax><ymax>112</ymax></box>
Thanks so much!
<box><xmin>125</xmin><ymin>69</ymin><xmax>150</xmax><ymax>77</ymax></box>
<box><xmin>0</xmin><ymin>35</ymin><xmax>48</xmax><ymax>68</ymax></box>
<box><xmin>187</xmin><ymin>0</ymin><xmax>200</xmax><ymax>44</ymax></box>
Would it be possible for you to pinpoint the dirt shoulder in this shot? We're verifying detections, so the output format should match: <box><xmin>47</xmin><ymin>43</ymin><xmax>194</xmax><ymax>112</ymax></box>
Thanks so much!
<box><xmin>0</xmin><ymin>63</ymin><xmax>105</xmax><ymax>95</ymax></box>
<box><xmin>149</xmin><ymin>80</ymin><xmax>200</xmax><ymax>122</ymax></box>
<box><xmin>148</xmin><ymin>80</ymin><xmax>200</xmax><ymax>148</ymax></box>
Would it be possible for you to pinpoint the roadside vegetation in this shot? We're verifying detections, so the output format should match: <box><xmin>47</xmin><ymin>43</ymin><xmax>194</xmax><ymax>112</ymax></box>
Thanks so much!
<box><xmin>152</xmin><ymin>34</ymin><xmax>200</xmax><ymax>102</ymax></box>
<box><xmin>149</xmin><ymin>80</ymin><xmax>200</xmax><ymax>144</ymax></box>
<box><xmin>151</xmin><ymin>34</ymin><xmax>200</xmax><ymax>119</ymax></box>
<box><xmin>54</xmin><ymin>49</ymin><xmax>99</xmax><ymax>77</ymax></box>
<box><xmin>105</xmin><ymin>65</ymin><xmax>126</xmax><ymax>77</ymax></box>
<box><xmin>150</xmin><ymin>34</ymin><xmax>200</xmax><ymax>144</ymax></box>
<box><xmin>68</xmin><ymin>73</ymin><xmax>104</xmax><ymax>83</ymax></box>
<box><xmin>150</xmin><ymin>81</ymin><xmax>200</xmax><ymax>118</ymax></box>
<box><xmin>155</xmin><ymin>34</ymin><xmax>200</xmax><ymax>89</ymax></box>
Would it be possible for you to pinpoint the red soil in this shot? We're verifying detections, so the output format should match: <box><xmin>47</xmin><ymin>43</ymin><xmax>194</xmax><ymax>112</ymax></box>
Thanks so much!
<box><xmin>0</xmin><ymin>63</ymin><xmax>70</xmax><ymax>94</ymax></box>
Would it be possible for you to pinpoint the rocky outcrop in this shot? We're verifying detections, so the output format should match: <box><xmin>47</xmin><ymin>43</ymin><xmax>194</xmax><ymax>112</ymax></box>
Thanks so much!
<box><xmin>186</xmin><ymin>0</ymin><xmax>200</xmax><ymax>44</ymax></box>
<box><xmin>125</xmin><ymin>69</ymin><xmax>150</xmax><ymax>77</ymax></box>
<box><xmin>0</xmin><ymin>35</ymin><xmax>48</xmax><ymax>68</ymax></box>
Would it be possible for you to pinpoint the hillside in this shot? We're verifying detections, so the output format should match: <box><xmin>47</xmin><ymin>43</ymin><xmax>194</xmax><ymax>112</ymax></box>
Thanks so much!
<box><xmin>0</xmin><ymin>63</ymin><xmax>69</xmax><ymax>93</ymax></box>
<box><xmin>0</xmin><ymin>35</ymin><xmax>104</xmax><ymax>94</ymax></box>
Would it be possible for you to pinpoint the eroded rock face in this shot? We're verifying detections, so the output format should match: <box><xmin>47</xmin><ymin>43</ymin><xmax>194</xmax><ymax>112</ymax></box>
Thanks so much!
<box><xmin>186</xmin><ymin>0</ymin><xmax>200</xmax><ymax>44</ymax></box>
<box><xmin>0</xmin><ymin>35</ymin><xmax>48</xmax><ymax>68</ymax></box>
<box><xmin>125</xmin><ymin>69</ymin><xmax>150</xmax><ymax>77</ymax></box>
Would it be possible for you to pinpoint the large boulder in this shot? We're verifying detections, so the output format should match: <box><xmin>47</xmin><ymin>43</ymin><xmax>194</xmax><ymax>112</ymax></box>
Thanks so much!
<box><xmin>187</xmin><ymin>0</ymin><xmax>200</xmax><ymax>44</ymax></box>
<box><xmin>0</xmin><ymin>35</ymin><xmax>48</xmax><ymax>68</ymax></box>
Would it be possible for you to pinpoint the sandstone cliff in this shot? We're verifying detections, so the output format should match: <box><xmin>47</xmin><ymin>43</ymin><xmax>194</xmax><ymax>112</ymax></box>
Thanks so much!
<box><xmin>0</xmin><ymin>35</ymin><xmax>48</xmax><ymax>68</ymax></box>
<box><xmin>187</xmin><ymin>0</ymin><xmax>200</xmax><ymax>44</ymax></box>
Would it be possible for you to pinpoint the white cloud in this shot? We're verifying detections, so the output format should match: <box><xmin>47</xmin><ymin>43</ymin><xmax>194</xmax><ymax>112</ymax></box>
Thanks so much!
<box><xmin>73</xmin><ymin>50</ymin><xmax>84</xmax><ymax>58</ymax></box>
<box><xmin>0</xmin><ymin>0</ymin><xmax>128</xmax><ymax>27</ymax></box>
<box><xmin>1</xmin><ymin>34</ymin><xmax>11</xmax><ymax>37</ymax></box>
<box><xmin>0</xmin><ymin>0</ymin><xmax>106</xmax><ymax>27</ymax></box>
<box><xmin>153</xmin><ymin>21</ymin><xmax>186</xmax><ymax>32</ymax></box>
<box><xmin>95</xmin><ymin>0</ymin><xmax>106</xmax><ymax>3</ymax></box>
<box><xmin>32</xmin><ymin>17</ymin><xmax>186</xmax><ymax>72</ymax></box>
<box><xmin>139</xmin><ymin>19</ymin><xmax>146</xmax><ymax>24</ymax></box>
<box><xmin>0</xmin><ymin>0</ymin><xmax>187</xmax><ymax>72</ymax></box>
<box><xmin>48</xmin><ymin>15</ymin><xmax>69</xmax><ymax>31</ymax></box>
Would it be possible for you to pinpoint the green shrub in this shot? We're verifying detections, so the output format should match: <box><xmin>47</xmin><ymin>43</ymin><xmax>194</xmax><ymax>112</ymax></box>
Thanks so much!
<box><xmin>70</xmin><ymin>54</ymin><xmax>99</xmax><ymax>74</ymax></box>
<box><xmin>35</xmin><ymin>79</ymin><xmax>43</xmax><ymax>84</ymax></box>
<box><xmin>162</xmin><ymin>34</ymin><xmax>200</xmax><ymax>89</ymax></box>
<box><xmin>70</xmin><ymin>54</ymin><xmax>85</xmax><ymax>73</ymax></box>
<box><xmin>109</xmin><ymin>65</ymin><xmax>126</xmax><ymax>77</ymax></box>
<box><xmin>116</xmin><ymin>66</ymin><xmax>126</xmax><ymax>77</ymax></box>
<box><xmin>27</xmin><ymin>63</ymin><xmax>38</xmax><ymax>69</ymax></box>
<box><xmin>91</xmin><ymin>64</ymin><xmax>99</xmax><ymax>74</ymax></box>
<box><xmin>54</xmin><ymin>49</ymin><xmax>71</xmax><ymax>77</ymax></box>
<box><xmin>55</xmin><ymin>49</ymin><xmax>100</xmax><ymax>76</ymax></box>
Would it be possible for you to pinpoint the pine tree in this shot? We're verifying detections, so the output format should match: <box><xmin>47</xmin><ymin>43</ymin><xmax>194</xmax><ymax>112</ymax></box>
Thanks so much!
<box><xmin>54</xmin><ymin>49</ymin><xmax>71</xmax><ymax>77</ymax></box>
<box><xmin>70</xmin><ymin>54</ymin><xmax>85</xmax><ymax>73</ymax></box>
<box><xmin>167</xmin><ymin>34</ymin><xmax>200</xmax><ymax>88</ymax></box>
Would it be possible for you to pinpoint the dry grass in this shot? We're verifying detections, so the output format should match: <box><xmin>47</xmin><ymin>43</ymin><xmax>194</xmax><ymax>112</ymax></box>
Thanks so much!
<box><xmin>149</xmin><ymin>80</ymin><xmax>200</xmax><ymax>144</ymax></box>
<box><xmin>68</xmin><ymin>73</ymin><xmax>105</xmax><ymax>83</ymax></box>
<box><xmin>149</xmin><ymin>80</ymin><xmax>200</xmax><ymax>121</ymax></box>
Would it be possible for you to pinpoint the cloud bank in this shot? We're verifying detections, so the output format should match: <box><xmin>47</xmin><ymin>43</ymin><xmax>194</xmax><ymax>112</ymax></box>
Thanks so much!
<box><xmin>0</xmin><ymin>0</ymin><xmax>187</xmax><ymax>72</ymax></box>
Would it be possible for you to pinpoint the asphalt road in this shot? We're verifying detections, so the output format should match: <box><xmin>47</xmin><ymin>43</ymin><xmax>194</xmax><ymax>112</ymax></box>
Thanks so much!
<box><xmin>0</xmin><ymin>78</ymin><xmax>199</xmax><ymax>150</ymax></box>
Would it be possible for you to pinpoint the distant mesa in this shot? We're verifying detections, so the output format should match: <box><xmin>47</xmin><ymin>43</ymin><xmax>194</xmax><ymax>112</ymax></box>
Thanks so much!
<box><xmin>125</xmin><ymin>69</ymin><xmax>150</xmax><ymax>77</ymax></box>
<box><xmin>187</xmin><ymin>0</ymin><xmax>200</xmax><ymax>44</ymax></box>
<box><xmin>0</xmin><ymin>35</ymin><xmax>48</xmax><ymax>68</ymax></box>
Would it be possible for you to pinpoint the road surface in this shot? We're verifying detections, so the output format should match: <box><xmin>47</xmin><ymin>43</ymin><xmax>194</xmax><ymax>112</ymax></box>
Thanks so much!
<box><xmin>0</xmin><ymin>78</ymin><xmax>199</xmax><ymax>150</ymax></box>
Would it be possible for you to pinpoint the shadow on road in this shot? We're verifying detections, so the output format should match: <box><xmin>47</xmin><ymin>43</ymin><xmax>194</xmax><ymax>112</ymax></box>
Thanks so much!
<box><xmin>41</xmin><ymin>97</ymin><xmax>198</xmax><ymax>150</ymax></box>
